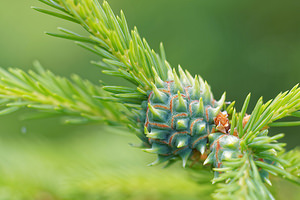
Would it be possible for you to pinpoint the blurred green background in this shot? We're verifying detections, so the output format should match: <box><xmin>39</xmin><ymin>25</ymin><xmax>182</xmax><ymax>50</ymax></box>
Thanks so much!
<box><xmin>0</xmin><ymin>0</ymin><xmax>299</xmax><ymax>199</ymax></box>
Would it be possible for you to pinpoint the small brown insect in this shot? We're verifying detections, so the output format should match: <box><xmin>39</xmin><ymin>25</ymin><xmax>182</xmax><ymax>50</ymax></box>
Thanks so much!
<box><xmin>214</xmin><ymin>111</ymin><xmax>230</xmax><ymax>133</ymax></box>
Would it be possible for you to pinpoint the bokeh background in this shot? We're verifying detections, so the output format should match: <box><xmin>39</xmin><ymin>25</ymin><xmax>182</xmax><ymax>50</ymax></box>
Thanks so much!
<box><xmin>0</xmin><ymin>0</ymin><xmax>299</xmax><ymax>199</ymax></box>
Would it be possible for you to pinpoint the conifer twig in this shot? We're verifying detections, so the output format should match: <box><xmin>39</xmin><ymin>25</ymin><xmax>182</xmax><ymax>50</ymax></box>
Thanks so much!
<box><xmin>9</xmin><ymin>0</ymin><xmax>298</xmax><ymax>199</ymax></box>
<box><xmin>0</xmin><ymin>61</ymin><xmax>132</xmax><ymax>126</ymax></box>
<box><xmin>34</xmin><ymin>0</ymin><xmax>171</xmax><ymax>101</ymax></box>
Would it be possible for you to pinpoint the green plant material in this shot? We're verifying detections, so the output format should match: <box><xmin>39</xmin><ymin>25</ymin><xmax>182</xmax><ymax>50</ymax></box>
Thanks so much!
<box><xmin>212</xmin><ymin>153</ymin><xmax>275</xmax><ymax>200</ymax></box>
<box><xmin>279</xmin><ymin>148</ymin><xmax>300</xmax><ymax>178</ymax></box>
<box><xmin>0</xmin><ymin>61</ymin><xmax>132</xmax><ymax>126</ymax></box>
<box><xmin>33</xmin><ymin>0</ymin><xmax>228</xmax><ymax>169</ymax></box>
<box><xmin>0</xmin><ymin>0</ymin><xmax>296</xmax><ymax>199</ymax></box>
<box><xmin>204</xmin><ymin>133</ymin><xmax>241</xmax><ymax>175</ymax></box>
<box><xmin>140</xmin><ymin>67</ymin><xmax>225</xmax><ymax>167</ymax></box>
<box><xmin>207</xmin><ymin>88</ymin><xmax>300</xmax><ymax>199</ymax></box>
<box><xmin>34</xmin><ymin>0</ymin><xmax>172</xmax><ymax>109</ymax></box>
<box><xmin>243</xmin><ymin>85</ymin><xmax>300</xmax><ymax>139</ymax></box>
<box><xmin>0</xmin><ymin>129</ymin><xmax>212</xmax><ymax>200</ymax></box>
<box><xmin>236</xmin><ymin>85</ymin><xmax>300</xmax><ymax>148</ymax></box>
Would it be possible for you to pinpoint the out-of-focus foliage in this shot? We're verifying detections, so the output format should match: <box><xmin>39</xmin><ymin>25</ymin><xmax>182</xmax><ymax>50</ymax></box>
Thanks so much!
<box><xmin>0</xmin><ymin>127</ymin><xmax>213</xmax><ymax>200</ymax></box>
<box><xmin>0</xmin><ymin>0</ymin><xmax>299</xmax><ymax>199</ymax></box>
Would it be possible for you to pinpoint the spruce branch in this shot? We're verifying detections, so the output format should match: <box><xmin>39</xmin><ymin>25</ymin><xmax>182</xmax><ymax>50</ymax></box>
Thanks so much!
<box><xmin>0</xmin><ymin>62</ymin><xmax>132</xmax><ymax>126</ymax></box>
<box><xmin>234</xmin><ymin>85</ymin><xmax>300</xmax><ymax>148</ymax></box>
<box><xmin>209</xmin><ymin>131</ymin><xmax>299</xmax><ymax>199</ymax></box>
<box><xmin>246</xmin><ymin>85</ymin><xmax>300</xmax><ymax>136</ymax></box>
<box><xmin>27</xmin><ymin>0</ymin><xmax>300</xmax><ymax>199</ymax></box>
<box><xmin>34</xmin><ymin>0</ymin><xmax>171</xmax><ymax>108</ymax></box>
<box><xmin>212</xmin><ymin>153</ymin><xmax>274</xmax><ymax>200</ymax></box>
<box><xmin>34</xmin><ymin>0</ymin><xmax>215</xmax><ymax>132</ymax></box>
<box><xmin>277</xmin><ymin>148</ymin><xmax>300</xmax><ymax>178</ymax></box>
<box><xmin>208</xmin><ymin>86</ymin><xmax>300</xmax><ymax>199</ymax></box>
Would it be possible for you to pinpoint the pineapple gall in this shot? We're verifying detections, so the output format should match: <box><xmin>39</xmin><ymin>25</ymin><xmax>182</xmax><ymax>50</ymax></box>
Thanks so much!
<box><xmin>140</xmin><ymin>69</ymin><xmax>225</xmax><ymax>167</ymax></box>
